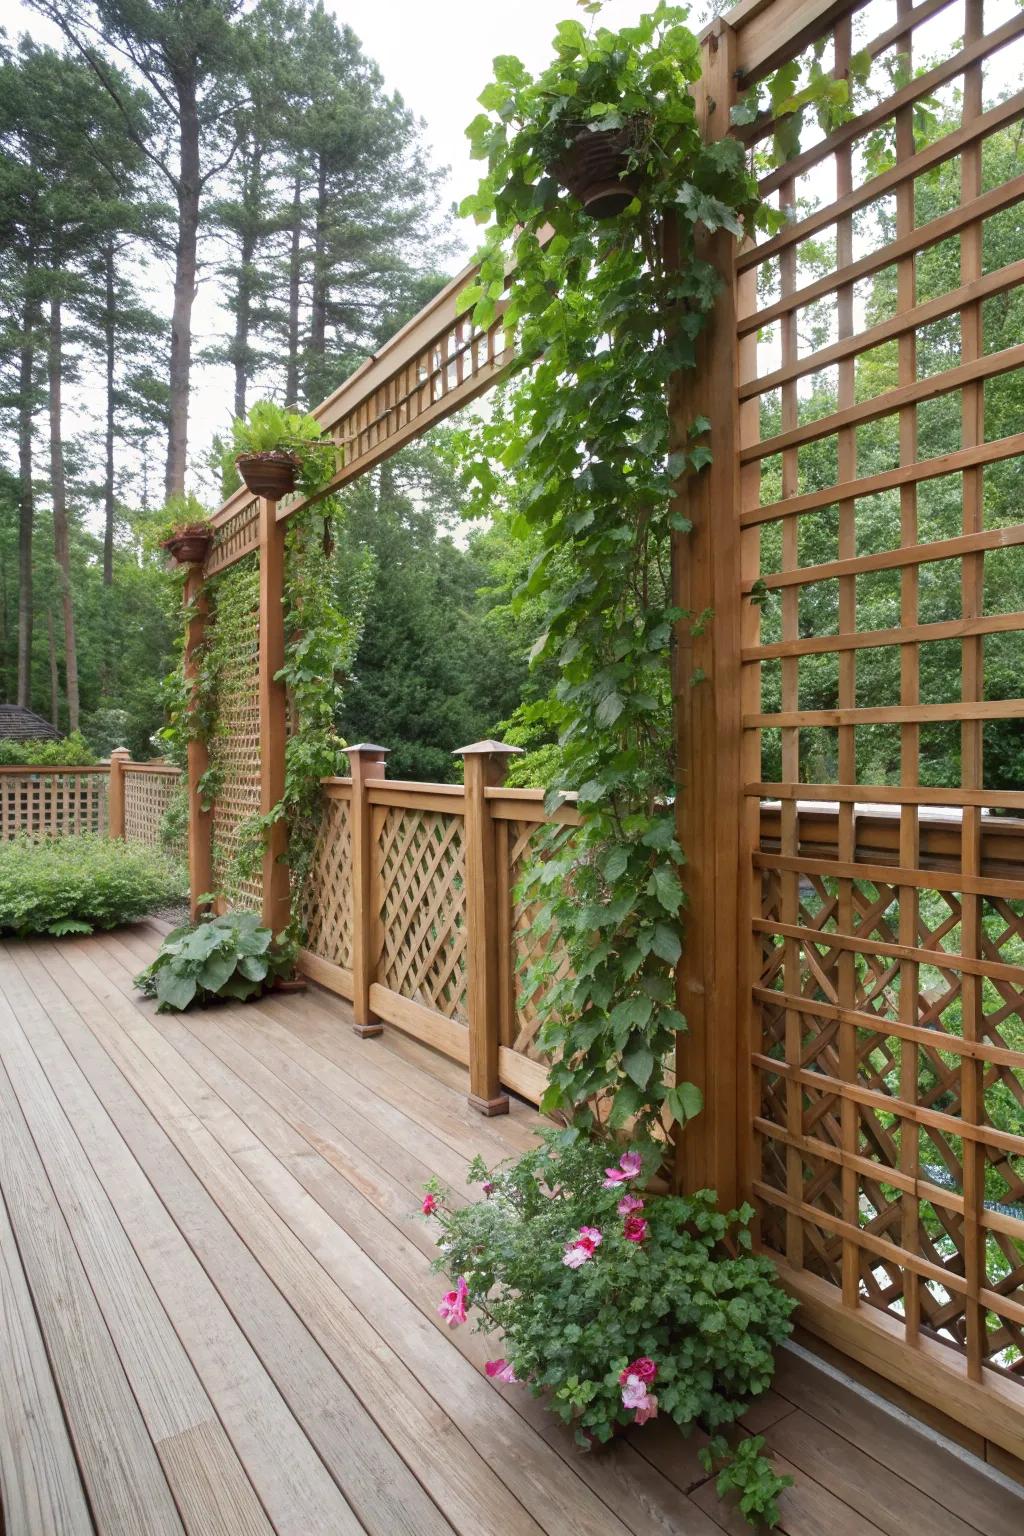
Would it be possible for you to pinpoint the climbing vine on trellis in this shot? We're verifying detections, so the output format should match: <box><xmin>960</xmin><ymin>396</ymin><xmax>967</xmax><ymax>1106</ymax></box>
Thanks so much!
<box><xmin>457</xmin><ymin>3</ymin><xmax>779</xmax><ymax>1147</ymax></box>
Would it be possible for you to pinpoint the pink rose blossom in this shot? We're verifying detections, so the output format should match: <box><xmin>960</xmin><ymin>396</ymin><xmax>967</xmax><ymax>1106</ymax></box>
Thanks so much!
<box><xmin>422</xmin><ymin>1193</ymin><xmax>439</xmax><ymax>1216</ymax></box>
<box><xmin>562</xmin><ymin>1225</ymin><xmax>603</xmax><ymax>1268</ymax></box>
<box><xmin>481</xmin><ymin>1181</ymin><xmax>495</xmax><ymax>1197</ymax></box>
<box><xmin>619</xmin><ymin>1357</ymin><xmax>657</xmax><ymax>1386</ymax></box>
<box><xmin>437</xmin><ymin>1275</ymin><xmax>469</xmax><ymax>1327</ymax></box>
<box><xmin>603</xmin><ymin>1149</ymin><xmax>644</xmax><ymax>1188</ymax></box>
<box><xmin>621</xmin><ymin>1369</ymin><xmax>659</xmax><ymax>1424</ymax></box>
<box><xmin>623</xmin><ymin>1215</ymin><xmax>648</xmax><ymax>1244</ymax></box>
<box><xmin>485</xmin><ymin>1359</ymin><xmax>518</xmax><ymax>1383</ymax></box>
<box><xmin>617</xmin><ymin>1193</ymin><xmax>644</xmax><ymax>1216</ymax></box>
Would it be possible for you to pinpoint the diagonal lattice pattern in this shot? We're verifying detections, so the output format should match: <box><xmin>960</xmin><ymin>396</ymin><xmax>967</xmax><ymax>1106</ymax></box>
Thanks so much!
<box><xmin>375</xmin><ymin>808</ymin><xmax>467</xmax><ymax>1020</ymax></box>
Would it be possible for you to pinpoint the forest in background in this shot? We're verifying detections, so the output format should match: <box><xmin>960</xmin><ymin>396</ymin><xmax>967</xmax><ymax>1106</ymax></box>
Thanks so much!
<box><xmin>0</xmin><ymin>0</ymin><xmax>540</xmax><ymax>774</ymax></box>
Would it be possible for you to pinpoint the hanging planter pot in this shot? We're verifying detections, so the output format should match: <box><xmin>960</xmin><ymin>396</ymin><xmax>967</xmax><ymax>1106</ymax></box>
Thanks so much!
<box><xmin>161</xmin><ymin>525</ymin><xmax>213</xmax><ymax>566</ymax></box>
<box><xmin>235</xmin><ymin>450</ymin><xmax>300</xmax><ymax>499</ymax></box>
<box><xmin>551</xmin><ymin>121</ymin><xmax>645</xmax><ymax>219</ymax></box>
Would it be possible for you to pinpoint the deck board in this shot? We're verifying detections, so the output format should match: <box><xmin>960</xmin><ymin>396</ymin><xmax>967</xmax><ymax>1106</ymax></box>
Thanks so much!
<box><xmin>1</xmin><ymin>927</ymin><xmax>1022</xmax><ymax>1536</ymax></box>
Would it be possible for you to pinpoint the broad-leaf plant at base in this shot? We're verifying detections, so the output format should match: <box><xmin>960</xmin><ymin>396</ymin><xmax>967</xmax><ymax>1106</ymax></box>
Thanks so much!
<box><xmin>450</xmin><ymin>4</ymin><xmax>794</xmax><ymax>1518</ymax></box>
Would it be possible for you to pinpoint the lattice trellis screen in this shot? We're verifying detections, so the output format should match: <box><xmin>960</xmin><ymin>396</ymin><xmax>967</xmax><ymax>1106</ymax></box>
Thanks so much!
<box><xmin>374</xmin><ymin>806</ymin><xmax>468</xmax><ymax>1021</ymax></box>
<box><xmin>0</xmin><ymin>770</ymin><xmax>109</xmax><ymax>838</ymax></box>
<box><xmin>209</xmin><ymin>558</ymin><xmax>262</xmax><ymax>912</ymax></box>
<box><xmin>505</xmin><ymin>818</ymin><xmax>573</xmax><ymax>1062</ymax></box>
<box><xmin>738</xmin><ymin>0</ymin><xmax>1024</xmax><ymax>1386</ymax></box>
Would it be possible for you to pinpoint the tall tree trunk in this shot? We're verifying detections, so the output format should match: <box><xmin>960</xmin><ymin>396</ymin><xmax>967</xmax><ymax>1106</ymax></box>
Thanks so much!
<box><xmin>166</xmin><ymin>69</ymin><xmax>201</xmax><ymax>498</ymax></box>
<box><xmin>17</xmin><ymin>283</ymin><xmax>37</xmax><ymax>709</ymax></box>
<box><xmin>103</xmin><ymin>242</ymin><xmax>116</xmax><ymax>585</ymax></box>
<box><xmin>307</xmin><ymin>155</ymin><xmax>328</xmax><ymax>400</ymax></box>
<box><xmin>48</xmin><ymin>296</ymin><xmax>79</xmax><ymax>732</ymax></box>
<box><xmin>46</xmin><ymin>606</ymin><xmax>59</xmax><ymax>730</ymax></box>
<box><xmin>286</xmin><ymin>171</ymin><xmax>302</xmax><ymax>407</ymax></box>
<box><xmin>232</xmin><ymin>148</ymin><xmax>262</xmax><ymax>421</ymax></box>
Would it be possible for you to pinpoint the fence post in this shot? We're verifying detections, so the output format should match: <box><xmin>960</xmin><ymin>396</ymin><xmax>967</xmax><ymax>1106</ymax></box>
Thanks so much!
<box><xmin>259</xmin><ymin>495</ymin><xmax>290</xmax><ymax>934</ymax></box>
<box><xmin>107</xmin><ymin>748</ymin><xmax>130</xmax><ymax>839</ymax></box>
<box><xmin>184</xmin><ymin>567</ymin><xmax>213</xmax><ymax>920</ymax></box>
<box><xmin>456</xmin><ymin>740</ymin><xmax>523</xmax><ymax>1116</ymax></box>
<box><xmin>669</xmin><ymin>18</ymin><xmax>744</xmax><ymax>1206</ymax></box>
<box><xmin>347</xmin><ymin>744</ymin><xmax>389</xmax><ymax>1037</ymax></box>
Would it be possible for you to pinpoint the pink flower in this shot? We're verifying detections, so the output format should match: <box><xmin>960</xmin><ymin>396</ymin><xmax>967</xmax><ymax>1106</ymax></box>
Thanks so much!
<box><xmin>623</xmin><ymin>1215</ymin><xmax>648</xmax><ymax>1244</ymax></box>
<box><xmin>562</xmin><ymin>1225</ymin><xmax>603</xmax><ymax>1268</ymax></box>
<box><xmin>422</xmin><ymin>1193</ymin><xmax>439</xmax><ymax>1216</ymax></box>
<box><xmin>619</xmin><ymin>1357</ymin><xmax>657</xmax><ymax>1386</ymax></box>
<box><xmin>618</xmin><ymin>1193</ymin><xmax>644</xmax><ymax>1216</ymax></box>
<box><xmin>485</xmin><ymin>1359</ymin><xmax>518</xmax><ymax>1383</ymax></box>
<box><xmin>602</xmin><ymin>1149</ymin><xmax>644</xmax><ymax>1188</ymax></box>
<box><xmin>621</xmin><ymin>1369</ymin><xmax>659</xmax><ymax>1424</ymax></box>
<box><xmin>437</xmin><ymin>1275</ymin><xmax>469</xmax><ymax>1327</ymax></box>
<box><xmin>481</xmin><ymin>1181</ymin><xmax>495</xmax><ymax>1197</ymax></box>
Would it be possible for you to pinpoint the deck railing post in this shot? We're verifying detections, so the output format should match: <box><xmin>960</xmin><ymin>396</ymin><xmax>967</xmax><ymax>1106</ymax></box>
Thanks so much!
<box><xmin>184</xmin><ymin>566</ymin><xmax>213</xmax><ymax>920</ymax></box>
<box><xmin>259</xmin><ymin>495</ymin><xmax>290</xmax><ymax>934</ymax></box>
<box><xmin>107</xmin><ymin>748</ymin><xmax>130</xmax><ymax>839</ymax></box>
<box><xmin>348</xmin><ymin>744</ymin><xmax>389</xmax><ymax>1037</ymax></box>
<box><xmin>456</xmin><ymin>739</ymin><xmax>523</xmax><ymax>1116</ymax></box>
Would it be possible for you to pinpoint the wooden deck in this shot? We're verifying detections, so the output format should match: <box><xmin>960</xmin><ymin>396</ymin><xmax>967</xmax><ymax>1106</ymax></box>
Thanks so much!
<box><xmin>1</xmin><ymin>926</ymin><xmax>1023</xmax><ymax>1536</ymax></box>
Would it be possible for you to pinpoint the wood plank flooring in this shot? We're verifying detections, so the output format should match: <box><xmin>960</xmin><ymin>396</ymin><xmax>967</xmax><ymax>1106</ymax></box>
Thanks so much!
<box><xmin>1</xmin><ymin>924</ymin><xmax>1022</xmax><ymax>1535</ymax></box>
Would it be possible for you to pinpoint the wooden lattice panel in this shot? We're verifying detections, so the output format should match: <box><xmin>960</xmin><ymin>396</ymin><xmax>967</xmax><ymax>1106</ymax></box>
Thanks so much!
<box><xmin>506</xmin><ymin>819</ymin><xmax>572</xmax><ymax>1060</ymax></box>
<box><xmin>375</xmin><ymin>807</ymin><xmax>467</xmax><ymax>1020</ymax></box>
<box><xmin>123</xmin><ymin>768</ymin><xmax>185</xmax><ymax>859</ymax></box>
<box><xmin>210</xmin><ymin>578</ymin><xmax>262</xmax><ymax>912</ymax></box>
<box><xmin>0</xmin><ymin>770</ymin><xmax>109</xmax><ymax>839</ymax></box>
<box><xmin>302</xmin><ymin>792</ymin><xmax>354</xmax><ymax>970</ymax></box>
<box><xmin>738</xmin><ymin>0</ymin><xmax>1024</xmax><ymax>1386</ymax></box>
<box><xmin>205</xmin><ymin>496</ymin><xmax>259</xmax><ymax>577</ymax></box>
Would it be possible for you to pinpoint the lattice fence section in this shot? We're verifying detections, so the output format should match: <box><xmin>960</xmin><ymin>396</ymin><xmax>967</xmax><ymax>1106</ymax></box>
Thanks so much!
<box><xmin>375</xmin><ymin>807</ymin><xmax>467</xmax><ymax>1020</ymax></box>
<box><xmin>209</xmin><ymin>571</ymin><xmax>262</xmax><ymax>912</ymax></box>
<box><xmin>506</xmin><ymin>818</ymin><xmax>573</xmax><ymax>1060</ymax></box>
<box><xmin>0</xmin><ymin>769</ymin><xmax>109</xmax><ymax>838</ymax></box>
<box><xmin>738</xmin><ymin>0</ymin><xmax>1024</xmax><ymax>1385</ymax></box>
<box><xmin>302</xmin><ymin>792</ymin><xmax>354</xmax><ymax>971</ymax></box>
<box><xmin>123</xmin><ymin>768</ymin><xmax>185</xmax><ymax>859</ymax></box>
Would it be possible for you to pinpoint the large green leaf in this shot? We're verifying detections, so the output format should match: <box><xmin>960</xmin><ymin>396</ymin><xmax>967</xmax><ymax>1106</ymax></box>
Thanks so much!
<box><xmin>155</xmin><ymin>967</ymin><xmax>198</xmax><ymax>1012</ymax></box>
<box><xmin>200</xmin><ymin>947</ymin><xmax>239</xmax><ymax>992</ymax></box>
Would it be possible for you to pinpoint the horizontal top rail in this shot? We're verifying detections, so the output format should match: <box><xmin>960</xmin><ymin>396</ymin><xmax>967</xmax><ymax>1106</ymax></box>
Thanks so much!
<box><xmin>0</xmin><ymin>764</ymin><xmax>109</xmax><ymax>775</ymax></box>
<box><xmin>121</xmin><ymin>763</ymin><xmax>182</xmax><ymax>776</ymax></box>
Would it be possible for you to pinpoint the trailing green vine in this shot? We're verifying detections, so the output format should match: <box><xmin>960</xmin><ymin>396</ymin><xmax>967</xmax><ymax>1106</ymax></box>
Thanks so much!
<box><xmin>456</xmin><ymin>3</ymin><xmax>778</xmax><ymax>1149</ymax></box>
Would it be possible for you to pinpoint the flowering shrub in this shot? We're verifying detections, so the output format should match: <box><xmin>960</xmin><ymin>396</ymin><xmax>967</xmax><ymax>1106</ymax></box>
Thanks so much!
<box><xmin>424</xmin><ymin>1132</ymin><xmax>795</xmax><ymax>1527</ymax></box>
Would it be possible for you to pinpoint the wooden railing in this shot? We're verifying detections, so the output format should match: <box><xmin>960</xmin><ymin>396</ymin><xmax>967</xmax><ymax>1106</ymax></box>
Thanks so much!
<box><xmin>1</xmin><ymin>752</ymin><xmax>184</xmax><ymax>856</ymax></box>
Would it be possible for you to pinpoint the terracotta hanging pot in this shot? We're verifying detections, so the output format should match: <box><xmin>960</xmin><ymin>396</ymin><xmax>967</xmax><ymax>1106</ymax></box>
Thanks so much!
<box><xmin>235</xmin><ymin>450</ymin><xmax>300</xmax><ymax>499</ymax></box>
<box><xmin>552</xmin><ymin>122</ymin><xmax>644</xmax><ymax>219</ymax></box>
<box><xmin>161</xmin><ymin>526</ymin><xmax>213</xmax><ymax>566</ymax></box>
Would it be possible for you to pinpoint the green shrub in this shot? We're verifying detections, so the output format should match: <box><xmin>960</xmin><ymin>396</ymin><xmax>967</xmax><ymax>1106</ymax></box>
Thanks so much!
<box><xmin>134</xmin><ymin>911</ymin><xmax>296</xmax><ymax>1011</ymax></box>
<box><xmin>0</xmin><ymin>730</ymin><xmax>97</xmax><ymax>766</ymax></box>
<box><xmin>0</xmin><ymin>834</ymin><xmax>186</xmax><ymax>936</ymax></box>
<box><xmin>425</xmin><ymin>1132</ymin><xmax>796</xmax><ymax>1527</ymax></box>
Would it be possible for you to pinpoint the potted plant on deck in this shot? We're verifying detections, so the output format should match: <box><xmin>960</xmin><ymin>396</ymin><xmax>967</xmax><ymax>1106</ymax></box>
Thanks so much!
<box><xmin>226</xmin><ymin>400</ymin><xmax>340</xmax><ymax>500</ymax></box>
<box><xmin>158</xmin><ymin>493</ymin><xmax>213</xmax><ymax>566</ymax></box>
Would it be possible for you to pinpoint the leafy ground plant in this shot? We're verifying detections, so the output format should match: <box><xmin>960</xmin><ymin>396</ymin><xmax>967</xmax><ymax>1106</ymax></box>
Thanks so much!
<box><xmin>134</xmin><ymin>910</ymin><xmax>295</xmax><ymax>1011</ymax></box>
<box><xmin>0</xmin><ymin>834</ymin><xmax>185</xmax><ymax>936</ymax></box>
<box><xmin>424</xmin><ymin>1132</ymin><xmax>795</xmax><ymax>1527</ymax></box>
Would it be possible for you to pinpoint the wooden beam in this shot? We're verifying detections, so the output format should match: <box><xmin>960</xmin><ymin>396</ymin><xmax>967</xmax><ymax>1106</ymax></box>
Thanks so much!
<box><xmin>258</xmin><ymin>496</ymin><xmax>289</xmax><ymax>934</ymax></box>
<box><xmin>183</xmin><ymin>568</ymin><xmax>212</xmax><ymax>920</ymax></box>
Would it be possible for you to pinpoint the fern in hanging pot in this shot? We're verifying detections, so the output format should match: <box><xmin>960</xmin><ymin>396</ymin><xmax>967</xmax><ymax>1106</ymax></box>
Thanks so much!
<box><xmin>158</xmin><ymin>493</ymin><xmax>213</xmax><ymax>566</ymax></box>
<box><xmin>227</xmin><ymin>401</ymin><xmax>341</xmax><ymax>500</ymax></box>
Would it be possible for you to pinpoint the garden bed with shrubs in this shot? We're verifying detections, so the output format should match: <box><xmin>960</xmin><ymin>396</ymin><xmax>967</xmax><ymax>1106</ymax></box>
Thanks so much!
<box><xmin>0</xmin><ymin>833</ymin><xmax>187</xmax><ymax>937</ymax></box>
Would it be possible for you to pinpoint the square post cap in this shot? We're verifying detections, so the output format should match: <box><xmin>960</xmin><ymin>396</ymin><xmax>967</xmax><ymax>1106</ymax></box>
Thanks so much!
<box><xmin>345</xmin><ymin>743</ymin><xmax>390</xmax><ymax>756</ymax></box>
<box><xmin>453</xmin><ymin>740</ymin><xmax>525</xmax><ymax>758</ymax></box>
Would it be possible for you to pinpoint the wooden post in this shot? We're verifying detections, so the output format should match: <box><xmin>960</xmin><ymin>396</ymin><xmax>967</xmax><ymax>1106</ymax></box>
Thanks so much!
<box><xmin>184</xmin><ymin>566</ymin><xmax>213</xmax><ymax>920</ymax></box>
<box><xmin>347</xmin><ymin>744</ymin><xmax>389</xmax><ymax>1037</ymax></box>
<box><xmin>456</xmin><ymin>740</ymin><xmax>523</xmax><ymax>1115</ymax></box>
<box><xmin>107</xmin><ymin>748</ymin><xmax>130</xmax><ymax>839</ymax></box>
<box><xmin>259</xmin><ymin>496</ymin><xmax>290</xmax><ymax>934</ymax></box>
<box><xmin>670</xmin><ymin>19</ymin><xmax>743</xmax><ymax>1206</ymax></box>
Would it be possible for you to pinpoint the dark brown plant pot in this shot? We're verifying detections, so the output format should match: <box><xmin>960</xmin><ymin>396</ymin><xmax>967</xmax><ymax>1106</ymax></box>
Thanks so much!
<box><xmin>552</xmin><ymin>123</ymin><xmax>643</xmax><ymax>219</ymax></box>
<box><xmin>271</xmin><ymin>973</ymin><xmax>307</xmax><ymax>994</ymax></box>
<box><xmin>235</xmin><ymin>450</ymin><xmax>300</xmax><ymax>499</ymax></box>
<box><xmin>161</xmin><ymin>528</ymin><xmax>213</xmax><ymax>566</ymax></box>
